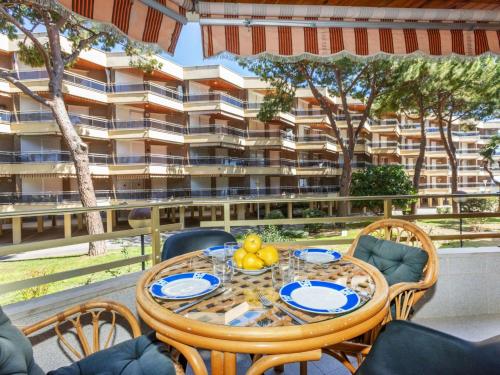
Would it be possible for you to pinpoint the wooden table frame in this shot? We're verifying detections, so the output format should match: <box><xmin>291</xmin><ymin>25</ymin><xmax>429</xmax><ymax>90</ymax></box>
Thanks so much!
<box><xmin>136</xmin><ymin>252</ymin><xmax>389</xmax><ymax>375</ymax></box>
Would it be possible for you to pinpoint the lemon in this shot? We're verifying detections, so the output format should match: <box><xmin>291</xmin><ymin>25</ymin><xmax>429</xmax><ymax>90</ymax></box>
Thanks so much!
<box><xmin>243</xmin><ymin>233</ymin><xmax>262</xmax><ymax>253</ymax></box>
<box><xmin>242</xmin><ymin>253</ymin><xmax>265</xmax><ymax>270</ymax></box>
<box><xmin>233</xmin><ymin>248</ymin><xmax>247</xmax><ymax>268</ymax></box>
<box><xmin>256</xmin><ymin>245</ymin><xmax>279</xmax><ymax>266</ymax></box>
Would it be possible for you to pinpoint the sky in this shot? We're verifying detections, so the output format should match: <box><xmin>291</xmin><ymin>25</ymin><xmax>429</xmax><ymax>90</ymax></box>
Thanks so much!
<box><xmin>163</xmin><ymin>23</ymin><xmax>253</xmax><ymax>77</ymax></box>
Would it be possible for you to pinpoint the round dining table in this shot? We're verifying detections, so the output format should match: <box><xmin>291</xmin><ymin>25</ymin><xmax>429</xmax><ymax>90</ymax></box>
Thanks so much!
<box><xmin>136</xmin><ymin>248</ymin><xmax>389</xmax><ymax>375</ymax></box>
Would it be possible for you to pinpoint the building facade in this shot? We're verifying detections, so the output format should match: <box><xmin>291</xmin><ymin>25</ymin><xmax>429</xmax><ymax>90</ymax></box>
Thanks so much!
<box><xmin>0</xmin><ymin>34</ymin><xmax>498</xmax><ymax>212</ymax></box>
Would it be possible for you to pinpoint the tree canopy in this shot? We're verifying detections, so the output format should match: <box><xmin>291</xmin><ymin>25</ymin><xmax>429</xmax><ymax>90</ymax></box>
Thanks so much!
<box><xmin>350</xmin><ymin>165</ymin><xmax>416</xmax><ymax>214</ymax></box>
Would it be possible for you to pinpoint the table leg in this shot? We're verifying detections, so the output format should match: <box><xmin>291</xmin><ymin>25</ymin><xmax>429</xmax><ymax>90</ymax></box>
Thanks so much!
<box><xmin>300</xmin><ymin>361</ymin><xmax>308</xmax><ymax>375</ymax></box>
<box><xmin>224</xmin><ymin>352</ymin><xmax>237</xmax><ymax>375</ymax></box>
<box><xmin>246</xmin><ymin>350</ymin><xmax>321</xmax><ymax>375</ymax></box>
<box><xmin>211</xmin><ymin>351</ymin><xmax>224</xmax><ymax>374</ymax></box>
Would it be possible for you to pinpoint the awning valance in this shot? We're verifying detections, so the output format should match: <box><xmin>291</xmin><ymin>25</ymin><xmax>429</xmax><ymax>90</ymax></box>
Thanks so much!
<box><xmin>57</xmin><ymin>0</ymin><xmax>192</xmax><ymax>54</ymax></box>
<box><xmin>198</xmin><ymin>2</ymin><xmax>500</xmax><ymax>58</ymax></box>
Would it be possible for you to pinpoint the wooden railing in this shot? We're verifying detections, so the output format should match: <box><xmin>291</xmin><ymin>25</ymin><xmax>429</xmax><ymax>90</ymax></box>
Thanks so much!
<box><xmin>0</xmin><ymin>193</ymin><xmax>498</xmax><ymax>298</ymax></box>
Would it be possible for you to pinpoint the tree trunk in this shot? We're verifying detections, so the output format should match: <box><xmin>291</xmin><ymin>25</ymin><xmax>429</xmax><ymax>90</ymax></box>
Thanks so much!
<box><xmin>338</xmin><ymin>157</ymin><xmax>352</xmax><ymax>217</ymax></box>
<box><xmin>52</xmin><ymin>97</ymin><xmax>106</xmax><ymax>255</ymax></box>
<box><xmin>411</xmin><ymin>110</ymin><xmax>427</xmax><ymax>214</ymax></box>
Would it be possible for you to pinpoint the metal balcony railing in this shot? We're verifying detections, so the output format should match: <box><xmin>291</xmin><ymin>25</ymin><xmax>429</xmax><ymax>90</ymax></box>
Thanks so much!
<box><xmin>113</xmin><ymin>154</ymin><xmax>185</xmax><ymax>165</ymax></box>
<box><xmin>0</xmin><ymin>110</ymin><xmax>11</xmax><ymax>123</ymax></box>
<box><xmin>247</xmin><ymin>130</ymin><xmax>295</xmax><ymax>141</ymax></box>
<box><xmin>297</xmin><ymin>134</ymin><xmax>336</xmax><ymax>143</ymax></box>
<box><xmin>188</xmin><ymin>156</ymin><xmax>295</xmax><ymax>167</ymax></box>
<box><xmin>13</xmin><ymin>70</ymin><xmax>108</xmax><ymax>92</ymax></box>
<box><xmin>109</xmin><ymin>82</ymin><xmax>182</xmax><ymax>101</ymax></box>
<box><xmin>184</xmin><ymin>92</ymin><xmax>245</xmax><ymax>108</ymax></box>
<box><xmin>298</xmin><ymin>160</ymin><xmax>337</xmax><ymax>168</ymax></box>
<box><xmin>0</xmin><ymin>151</ymin><xmax>109</xmax><ymax>164</ymax></box>
<box><xmin>111</xmin><ymin>119</ymin><xmax>185</xmax><ymax>134</ymax></box>
<box><xmin>370</xmin><ymin>141</ymin><xmax>399</xmax><ymax>148</ymax></box>
<box><xmin>186</xmin><ymin>125</ymin><xmax>246</xmax><ymax>137</ymax></box>
<box><xmin>292</xmin><ymin>109</ymin><xmax>326</xmax><ymax>116</ymax></box>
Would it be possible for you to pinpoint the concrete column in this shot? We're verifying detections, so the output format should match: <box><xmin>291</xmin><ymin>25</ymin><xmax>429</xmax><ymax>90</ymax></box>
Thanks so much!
<box><xmin>106</xmin><ymin>210</ymin><xmax>113</xmax><ymax>233</ymax></box>
<box><xmin>37</xmin><ymin>216</ymin><xmax>44</xmax><ymax>233</ymax></box>
<box><xmin>77</xmin><ymin>213</ymin><xmax>84</xmax><ymax>230</ymax></box>
<box><xmin>223</xmin><ymin>203</ymin><xmax>231</xmax><ymax>233</ymax></box>
<box><xmin>0</xmin><ymin>220</ymin><xmax>3</xmax><ymax>236</ymax></box>
<box><xmin>265</xmin><ymin>203</ymin><xmax>271</xmax><ymax>216</ymax></box>
<box><xmin>287</xmin><ymin>202</ymin><xmax>293</xmax><ymax>219</ymax></box>
<box><xmin>211</xmin><ymin>206</ymin><xmax>217</xmax><ymax>221</ymax></box>
<box><xmin>52</xmin><ymin>215</ymin><xmax>57</xmax><ymax>227</ymax></box>
<box><xmin>112</xmin><ymin>210</ymin><xmax>117</xmax><ymax>227</ymax></box>
<box><xmin>437</xmin><ymin>197</ymin><xmax>444</xmax><ymax>206</ymax></box>
<box><xmin>237</xmin><ymin>204</ymin><xmax>245</xmax><ymax>220</ymax></box>
<box><xmin>12</xmin><ymin>217</ymin><xmax>21</xmax><ymax>244</ymax></box>
<box><xmin>328</xmin><ymin>202</ymin><xmax>333</xmax><ymax>216</ymax></box>
<box><xmin>179</xmin><ymin>207</ymin><xmax>185</xmax><ymax>230</ymax></box>
<box><xmin>64</xmin><ymin>214</ymin><xmax>72</xmax><ymax>239</ymax></box>
<box><xmin>309</xmin><ymin>202</ymin><xmax>315</xmax><ymax>209</ymax></box>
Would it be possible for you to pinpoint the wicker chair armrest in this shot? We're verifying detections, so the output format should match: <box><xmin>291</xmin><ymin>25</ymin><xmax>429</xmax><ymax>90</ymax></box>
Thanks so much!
<box><xmin>21</xmin><ymin>300</ymin><xmax>141</xmax><ymax>338</ymax></box>
<box><xmin>388</xmin><ymin>281</ymin><xmax>427</xmax><ymax>302</ymax></box>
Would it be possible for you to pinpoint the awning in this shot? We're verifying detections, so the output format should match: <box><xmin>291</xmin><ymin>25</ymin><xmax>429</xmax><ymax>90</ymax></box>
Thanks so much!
<box><xmin>198</xmin><ymin>2</ymin><xmax>500</xmax><ymax>58</ymax></box>
<box><xmin>56</xmin><ymin>0</ymin><xmax>192</xmax><ymax>54</ymax></box>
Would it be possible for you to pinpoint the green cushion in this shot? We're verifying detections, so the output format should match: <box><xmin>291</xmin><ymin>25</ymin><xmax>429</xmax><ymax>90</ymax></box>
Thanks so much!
<box><xmin>0</xmin><ymin>306</ymin><xmax>45</xmax><ymax>375</ymax></box>
<box><xmin>354</xmin><ymin>235</ymin><xmax>428</xmax><ymax>286</ymax></box>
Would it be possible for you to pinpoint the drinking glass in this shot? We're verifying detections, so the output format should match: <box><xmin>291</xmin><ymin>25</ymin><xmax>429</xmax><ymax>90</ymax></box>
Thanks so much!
<box><xmin>272</xmin><ymin>260</ymin><xmax>293</xmax><ymax>291</ymax></box>
<box><xmin>212</xmin><ymin>244</ymin><xmax>234</xmax><ymax>285</ymax></box>
<box><xmin>293</xmin><ymin>249</ymin><xmax>310</xmax><ymax>281</ymax></box>
<box><xmin>224</xmin><ymin>242</ymin><xmax>239</xmax><ymax>256</ymax></box>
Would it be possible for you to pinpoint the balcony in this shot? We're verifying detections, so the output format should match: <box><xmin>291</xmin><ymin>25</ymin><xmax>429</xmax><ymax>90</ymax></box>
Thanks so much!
<box><xmin>296</xmin><ymin>159</ymin><xmax>339</xmax><ymax>176</ymax></box>
<box><xmin>9</xmin><ymin>69</ymin><xmax>109</xmax><ymax>102</ymax></box>
<box><xmin>369</xmin><ymin>119</ymin><xmax>400</xmax><ymax>133</ymax></box>
<box><xmin>245</xmin><ymin>129</ymin><xmax>296</xmax><ymax>149</ymax></box>
<box><xmin>245</xmin><ymin>102</ymin><xmax>295</xmax><ymax>125</ymax></box>
<box><xmin>296</xmin><ymin>134</ymin><xmax>338</xmax><ymax>152</ymax></box>
<box><xmin>370</xmin><ymin>141</ymin><xmax>399</xmax><ymax>154</ymax></box>
<box><xmin>108</xmin><ymin>82</ymin><xmax>183</xmax><ymax>111</ymax></box>
<box><xmin>184</xmin><ymin>92</ymin><xmax>245</xmax><ymax>118</ymax></box>
<box><xmin>109</xmin><ymin>118</ymin><xmax>185</xmax><ymax>143</ymax></box>
<box><xmin>1</xmin><ymin>193</ymin><xmax>499</xmax><ymax>375</ymax></box>
<box><xmin>186</xmin><ymin>156</ymin><xmax>295</xmax><ymax>175</ymax></box>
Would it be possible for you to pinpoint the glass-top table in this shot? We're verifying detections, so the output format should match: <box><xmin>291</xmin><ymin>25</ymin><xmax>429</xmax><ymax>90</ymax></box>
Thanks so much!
<box><xmin>136</xmin><ymin>247</ymin><xmax>389</xmax><ymax>375</ymax></box>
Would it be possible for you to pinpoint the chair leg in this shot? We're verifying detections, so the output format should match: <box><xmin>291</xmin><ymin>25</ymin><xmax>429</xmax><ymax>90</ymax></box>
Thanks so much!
<box><xmin>273</xmin><ymin>364</ymin><xmax>284</xmax><ymax>373</ymax></box>
<box><xmin>300</xmin><ymin>361</ymin><xmax>308</xmax><ymax>375</ymax></box>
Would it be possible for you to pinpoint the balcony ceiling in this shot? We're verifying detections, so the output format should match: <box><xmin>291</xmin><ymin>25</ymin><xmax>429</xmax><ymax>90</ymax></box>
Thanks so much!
<box><xmin>203</xmin><ymin>1</ymin><xmax>499</xmax><ymax>10</ymax></box>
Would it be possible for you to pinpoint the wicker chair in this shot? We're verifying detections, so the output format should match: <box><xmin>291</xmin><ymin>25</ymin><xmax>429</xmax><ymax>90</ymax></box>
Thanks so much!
<box><xmin>324</xmin><ymin>219</ymin><xmax>439</xmax><ymax>375</ymax></box>
<box><xmin>20</xmin><ymin>300</ymin><xmax>184</xmax><ymax>374</ymax></box>
<box><xmin>347</xmin><ymin>218</ymin><xmax>439</xmax><ymax>322</ymax></box>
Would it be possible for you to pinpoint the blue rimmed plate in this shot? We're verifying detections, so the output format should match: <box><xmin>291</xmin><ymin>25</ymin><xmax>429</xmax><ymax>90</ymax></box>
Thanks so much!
<box><xmin>293</xmin><ymin>248</ymin><xmax>342</xmax><ymax>264</ymax></box>
<box><xmin>149</xmin><ymin>272</ymin><xmax>220</xmax><ymax>300</ymax></box>
<box><xmin>203</xmin><ymin>244</ymin><xmax>241</xmax><ymax>257</ymax></box>
<box><xmin>279</xmin><ymin>280</ymin><xmax>360</xmax><ymax>314</ymax></box>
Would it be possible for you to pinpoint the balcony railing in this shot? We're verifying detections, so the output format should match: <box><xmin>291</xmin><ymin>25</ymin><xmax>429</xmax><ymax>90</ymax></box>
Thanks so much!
<box><xmin>0</xmin><ymin>110</ymin><xmax>11</xmax><ymax>123</ymax></box>
<box><xmin>297</xmin><ymin>134</ymin><xmax>336</xmax><ymax>143</ymax></box>
<box><xmin>370</xmin><ymin>141</ymin><xmax>399</xmax><ymax>148</ymax></box>
<box><xmin>113</xmin><ymin>154</ymin><xmax>185</xmax><ymax>165</ymax></box>
<box><xmin>111</xmin><ymin>119</ymin><xmax>184</xmax><ymax>134</ymax></box>
<box><xmin>14</xmin><ymin>70</ymin><xmax>107</xmax><ymax>92</ymax></box>
<box><xmin>2</xmin><ymin>192</ymin><xmax>498</xmax><ymax>302</ymax></box>
<box><xmin>109</xmin><ymin>82</ymin><xmax>182</xmax><ymax>101</ymax></box>
<box><xmin>298</xmin><ymin>159</ymin><xmax>337</xmax><ymax>168</ymax></box>
<box><xmin>0</xmin><ymin>151</ymin><xmax>108</xmax><ymax>164</ymax></box>
<box><xmin>292</xmin><ymin>109</ymin><xmax>326</xmax><ymax>116</ymax></box>
<box><xmin>247</xmin><ymin>130</ymin><xmax>295</xmax><ymax>141</ymax></box>
<box><xmin>184</xmin><ymin>92</ymin><xmax>245</xmax><ymax>108</ymax></box>
<box><xmin>188</xmin><ymin>156</ymin><xmax>295</xmax><ymax>167</ymax></box>
<box><xmin>186</xmin><ymin>125</ymin><xmax>246</xmax><ymax>137</ymax></box>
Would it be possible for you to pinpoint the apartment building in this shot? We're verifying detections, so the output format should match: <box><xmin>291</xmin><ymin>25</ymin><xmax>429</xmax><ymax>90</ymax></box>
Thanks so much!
<box><xmin>0</xmin><ymin>34</ymin><xmax>498</xmax><ymax>212</ymax></box>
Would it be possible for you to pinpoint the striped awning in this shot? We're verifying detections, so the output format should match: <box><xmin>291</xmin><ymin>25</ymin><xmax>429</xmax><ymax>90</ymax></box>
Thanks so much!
<box><xmin>56</xmin><ymin>0</ymin><xmax>192</xmax><ymax>54</ymax></box>
<box><xmin>198</xmin><ymin>3</ymin><xmax>500</xmax><ymax>58</ymax></box>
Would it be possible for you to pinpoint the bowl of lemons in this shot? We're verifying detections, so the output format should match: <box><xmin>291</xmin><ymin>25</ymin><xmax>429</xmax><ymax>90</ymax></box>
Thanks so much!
<box><xmin>229</xmin><ymin>233</ymin><xmax>279</xmax><ymax>275</ymax></box>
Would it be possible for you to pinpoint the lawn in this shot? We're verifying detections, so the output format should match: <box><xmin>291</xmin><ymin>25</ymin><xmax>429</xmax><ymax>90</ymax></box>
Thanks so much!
<box><xmin>0</xmin><ymin>245</ymin><xmax>152</xmax><ymax>305</ymax></box>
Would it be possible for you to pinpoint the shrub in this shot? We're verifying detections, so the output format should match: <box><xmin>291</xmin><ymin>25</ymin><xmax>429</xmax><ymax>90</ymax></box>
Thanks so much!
<box><xmin>350</xmin><ymin>165</ymin><xmax>416</xmax><ymax>214</ymax></box>
<box><xmin>265</xmin><ymin>209</ymin><xmax>285</xmax><ymax>220</ymax></box>
<box><xmin>303</xmin><ymin>208</ymin><xmax>326</xmax><ymax>233</ymax></box>
<box><xmin>259</xmin><ymin>225</ymin><xmax>293</xmax><ymax>243</ymax></box>
<box><xmin>437</xmin><ymin>206</ymin><xmax>452</xmax><ymax>214</ymax></box>
<box><xmin>461</xmin><ymin>198</ymin><xmax>497</xmax><ymax>231</ymax></box>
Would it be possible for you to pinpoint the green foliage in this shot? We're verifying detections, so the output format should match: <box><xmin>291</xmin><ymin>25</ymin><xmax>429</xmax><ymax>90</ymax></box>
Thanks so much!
<box><xmin>18</xmin><ymin>268</ymin><xmax>52</xmax><ymax>301</ymax></box>
<box><xmin>258</xmin><ymin>225</ymin><xmax>294</xmax><ymax>243</ymax></box>
<box><xmin>264</xmin><ymin>209</ymin><xmax>285</xmax><ymax>220</ymax></box>
<box><xmin>302</xmin><ymin>208</ymin><xmax>326</xmax><ymax>233</ymax></box>
<box><xmin>0</xmin><ymin>2</ymin><xmax>163</xmax><ymax>75</ymax></box>
<box><xmin>350</xmin><ymin>165</ymin><xmax>416</xmax><ymax>213</ymax></box>
<box><xmin>461</xmin><ymin>198</ymin><xmax>498</xmax><ymax>231</ymax></box>
<box><xmin>436</xmin><ymin>206</ymin><xmax>452</xmax><ymax>214</ymax></box>
<box><xmin>480</xmin><ymin>135</ymin><xmax>500</xmax><ymax>163</ymax></box>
